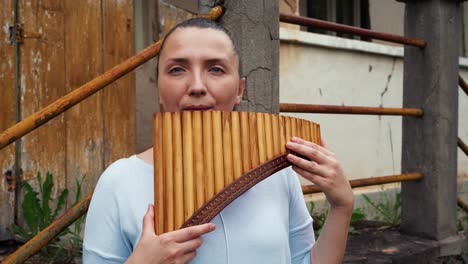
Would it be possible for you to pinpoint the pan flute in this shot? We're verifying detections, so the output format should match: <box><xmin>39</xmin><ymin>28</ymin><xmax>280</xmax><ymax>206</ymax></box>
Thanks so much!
<box><xmin>153</xmin><ymin>111</ymin><xmax>321</xmax><ymax>234</ymax></box>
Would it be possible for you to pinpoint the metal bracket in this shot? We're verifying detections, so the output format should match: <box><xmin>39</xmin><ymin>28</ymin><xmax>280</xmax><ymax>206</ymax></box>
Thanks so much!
<box><xmin>8</xmin><ymin>23</ymin><xmax>24</xmax><ymax>45</ymax></box>
<box><xmin>8</xmin><ymin>23</ymin><xmax>42</xmax><ymax>45</ymax></box>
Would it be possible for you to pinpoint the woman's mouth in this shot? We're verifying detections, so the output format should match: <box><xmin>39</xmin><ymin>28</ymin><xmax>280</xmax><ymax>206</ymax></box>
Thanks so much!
<box><xmin>183</xmin><ymin>105</ymin><xmax>213</xmax><ymax>111</ymax></box>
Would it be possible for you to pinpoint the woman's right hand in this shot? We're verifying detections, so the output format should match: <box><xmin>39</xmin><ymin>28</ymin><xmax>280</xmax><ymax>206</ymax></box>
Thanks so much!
<box><xmin>126</xmin><ymin>204</ymin><xmax>216</xmax><ymax>264</ymax></box>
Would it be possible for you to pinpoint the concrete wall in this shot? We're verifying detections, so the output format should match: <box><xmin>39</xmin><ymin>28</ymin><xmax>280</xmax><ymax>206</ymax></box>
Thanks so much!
<box><xmin>279</xmin><ymin>28</ymin><xmax>468</xmax><ymax>198</ymax></box>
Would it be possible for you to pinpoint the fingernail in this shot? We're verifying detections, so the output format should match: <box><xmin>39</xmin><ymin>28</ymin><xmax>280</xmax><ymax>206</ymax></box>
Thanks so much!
<box><xmin>210</xmin><ymin>223</ymin><xmax>216</xmax><ymax>230</ymax></box>
<box><xmin>286</xmin><ymin>142</ymin><xmax>293</xmax><ymax>147</ymax></box>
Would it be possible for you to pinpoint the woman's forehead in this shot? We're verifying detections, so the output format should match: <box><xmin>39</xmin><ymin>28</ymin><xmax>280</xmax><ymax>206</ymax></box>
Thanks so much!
<box><xmin>159</xmin><ymin>27</ymin><xmax>237</xmax><ymax>62</ymax></box>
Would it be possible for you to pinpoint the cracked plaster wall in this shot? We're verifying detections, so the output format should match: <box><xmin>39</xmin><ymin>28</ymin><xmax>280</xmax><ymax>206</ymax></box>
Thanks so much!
<box><xmin>200</xmin><ymin>0</ymin><xmax>280</xmax><ymax>113</ymax></box>
<box><xmin>279</xmin><ymin>31</ymin><xmax>468</xmax><ymax>198</ymax></box>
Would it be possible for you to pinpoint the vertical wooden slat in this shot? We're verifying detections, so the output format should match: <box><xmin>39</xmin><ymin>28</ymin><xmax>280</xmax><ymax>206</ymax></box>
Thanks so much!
<box><xmin>192</xmin><ymin>111</ymin><xmax>204</xmax><ymax>210</ymax></box>
<box><xmin>0</xmin><ymin>0</ymin><xmax>16</xmax><ymax>237</ymax></box>
<box><xmin>279</xmin><ymin>115</ymin><xmax>287</xmax><ymax>153</ymax></box>
<box><xmin>153</xmin><ymin>113</ymin><xmax>164</xmax><ymax>234</ymax></box>
<box><xmin>212</xmin><ymin>111</ymin><xmax>224</xmax><ymax>193</ymax></box>
<box><xmin>103</xmin><ymin>0</ymin><xmax>135</xmax><ymax>167</ymax></box>
<box><xmin>162</xmin><ymin>112</ymin><xmax>174</xmax><ymax>232</ymax></box>
<box><xmin>304</xmin><ymin>119</ymin><xmax>311</xmax><ymax>143</ymax></box>
<box><xmin>272</xmin><ymin>114</ymin><xmax>280</xmax><ymax>156</ymax></box>
<box><xmin>172</xmin><ymin>112</ymin><xmax>184</xmax><ymax>228</ymax></box>
<box><xmin>291</xmin><ymin>116</ymin><xmax>298</xmax><ymax>139</ymax></box>
<box><xmin>64</xmin><ymin>0</ymin><xmax>104</xmax><ymax>204</ymax></box>
<box><xmin>240</xmin><ymin>112</ymin><xmax>251</xmax><ymax>173</ymax></box>
<box><xmin>231</xmin><ymin>112</ymin><xmax>243</xmax><ymax>179</ymax></box>
<box><xmin>249</xmin><ymin>112</ymin><xmax>259</xmax><ymax>168</ymax></box>
<box><xmin>202</xmin><ymin>111</ymin><xmax>215</xmax><ymax>201</ymax></box>
<box><xmin>256</xmin><ymin>113</ymin><xmax>267</xmax><ymax>163</ymax></box>
<box><xmin>285</xmin><ymin>116</ymin><xmax>292</xmax><ymax>146</ymax></box>
<box><xmin>264</xmin><ymin>113</ymin><xmax>274</xmax><ymax>160</ymax></box>
<box><xmin>18</xmin><ymin>1</ymin><xmax>68</xmax><ymax>223</ymax></box>
<box><xmin>182</xmin><ymin>112</ymin><xmax>194</xmax><ymax>221</ymax></box>
<box><xmin>296</xmin><ymin>118</ymin><xmax>303</xmax><ymax>140</ymax></box>
<box><xmin>222</xmin><ymin>112</ymin><xmax>233</xmax><ymax>185</ymax></box>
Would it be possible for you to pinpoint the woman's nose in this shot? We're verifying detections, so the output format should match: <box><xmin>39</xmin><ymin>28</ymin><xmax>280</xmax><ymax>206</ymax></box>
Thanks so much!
<box><xmin>187</xmin><ymin>72</ymin><xmax>207</xmax><ymax>97</ymax></box>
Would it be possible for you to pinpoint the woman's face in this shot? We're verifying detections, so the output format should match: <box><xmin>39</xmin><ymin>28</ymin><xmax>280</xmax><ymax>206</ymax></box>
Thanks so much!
<box><xmin>157</xmin><ymin>27</ymin><xmax>245</xmax><ymax>112</ymax></box>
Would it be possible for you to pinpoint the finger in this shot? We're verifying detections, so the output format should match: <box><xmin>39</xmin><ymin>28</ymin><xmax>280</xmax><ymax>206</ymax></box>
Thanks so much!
<box><xmin>286</xmin><ymin>141</ymin><xmax>329</xmax><ymax>164</ymax></box>
<box><xmin>167</xmin><ymin>223</ymin><xmax>216</xmax><ymax>243</ymax></box>
<box><xmin>179</xmin><ymin>251</ymin><xmax>197</xmax><ymax>264</ymax></box>
<box><xmin>287</xmin><ymin>154</ymin><xmax>328</xmax><ymax>177</ymax></box>
<box><xmin>292</xmin><ymin>137</ymin><xmax>334</xmax><ymax>157</ymax></box>
<box><xmin>178</xmin><ymin>237</ymin><xmax>203</xmax><ymax>254</ymax></box>
<box><xmin>291</xmin><ymin>165</ymin><xmax>327</xmax><ymax>188</ymax></box>
<box><xmin>142</xmin><ymin>204</ymin><xmax>156</xmax><ymax>238</ymax></box>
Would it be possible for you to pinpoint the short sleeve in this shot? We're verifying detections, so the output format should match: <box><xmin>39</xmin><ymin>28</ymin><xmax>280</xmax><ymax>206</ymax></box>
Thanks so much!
<box><xmin>287</xmin><ymin>168</ymin><xmax>315</xmax><ymax>264</ymax></box>
<box><xmin>83</xmin><ymin>162</ymin><xmax>131</xmax><ymax>263</ymax></box>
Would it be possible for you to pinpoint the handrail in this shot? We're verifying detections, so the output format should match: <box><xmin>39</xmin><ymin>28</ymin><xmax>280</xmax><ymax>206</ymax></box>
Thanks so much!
<box><xmin>459</xmin><ymin>137</ymin><xmax>468</xmax><ymax>157</ymax></box>
<box><xmin>302</xmin><ymin>172</ymin><xmax>423</xmax><ymax>194</ymax></box>
<box><xmin>280</xmin><ymin>103</ymin><xmax>423</xmax><ymax>117</ymax></box>
<box><xmin>279</xmin><ymin>13</ymin><xmax>426</xmax><ymax>48</ymax></box>
<box><xmin>0</xmin><ymin>6</ymin><xmax>224</xmax><ymax>151</ymax></box>
<box><xmin>458</xmin><ymin>197</ymin><xmax>468</xmax><ymax>214</ymax></box>
<box><xmin>459</xmin><ymin>74</ymin><xmax>468</xmax><ymax>96</ymax></box>
<box><xmin>1</xmin><ymin>193</ymin><xmax>93</xmax><ymax>264</ymax></box>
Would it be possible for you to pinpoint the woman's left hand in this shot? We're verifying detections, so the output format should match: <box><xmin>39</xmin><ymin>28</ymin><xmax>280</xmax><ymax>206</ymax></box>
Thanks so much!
<box><xmin>286</xmin><ymin>137</ymin><xmax>354</xmax><ymax>210</ymax></box>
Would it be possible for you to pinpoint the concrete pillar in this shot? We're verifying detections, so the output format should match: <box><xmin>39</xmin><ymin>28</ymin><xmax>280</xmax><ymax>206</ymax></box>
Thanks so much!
<box><xmin>199</xmin><ymin>0</ymin><xmax>280</xmax><ymax>113</ymax></box>
<box><xmin>401</xmin><ymin>0</ymin><xmax>460</xmax><ymax>240</ymax></box>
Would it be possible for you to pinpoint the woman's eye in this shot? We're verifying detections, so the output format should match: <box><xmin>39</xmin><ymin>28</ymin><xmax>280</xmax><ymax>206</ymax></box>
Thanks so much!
<box><xmin>209</xmin><ymin>66</ymin><xmax>225</xmax><ymax>74</ymax></box>
<box><xmin>169</xmin><ymin>67</ymin><xmax>184</xmax><ymax>74</ymax></box>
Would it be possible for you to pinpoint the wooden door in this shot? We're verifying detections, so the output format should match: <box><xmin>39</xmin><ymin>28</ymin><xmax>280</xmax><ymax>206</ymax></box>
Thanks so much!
<box><xmin>0</xmin><ymin>0</ymin><xmax>135</xmax><ymax>240</ymax></box>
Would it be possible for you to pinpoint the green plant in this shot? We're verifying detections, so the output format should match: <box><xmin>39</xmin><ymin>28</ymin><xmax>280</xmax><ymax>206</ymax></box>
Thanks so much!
<box><xmin>310</xmin><ymin>201</ymin><xmax>367</xmax><ymax>236</ymax></box>
<box><xmin>11</xmin><ymin>172</ymin><xmax>69</xmax><ymax>243</ymax></box>
<box><xmin>10</xmin><ymin>172</ymin><xmax>85</xmax><ymax>263</ymax></box>
<box><xmin>456</xmin><ymin>207</ymin><xmax>468</xmax><ymax>232</ymax></box>
<box><xmin>362</xmin><ymin>192</ymin><xmax>401</xmax><ymax>226</ymax></box>
<box><xmin>348</xmin><ymin>207</ymin><xmax>366</xmax><ymax>234</ymax></box>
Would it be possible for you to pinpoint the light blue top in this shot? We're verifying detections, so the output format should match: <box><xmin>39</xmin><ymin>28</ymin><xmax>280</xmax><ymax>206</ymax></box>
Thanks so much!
<box><xmin>83</xmin><ymin>155</ymin><xmax>315</xmax><ymax>264</ymax></box>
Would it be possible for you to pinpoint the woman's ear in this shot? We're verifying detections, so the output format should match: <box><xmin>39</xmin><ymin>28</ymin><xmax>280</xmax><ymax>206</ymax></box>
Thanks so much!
<box><xmin>236</xmin><ymin>77</ymin><xmax>246</xmax><ymax>104</ymax></box>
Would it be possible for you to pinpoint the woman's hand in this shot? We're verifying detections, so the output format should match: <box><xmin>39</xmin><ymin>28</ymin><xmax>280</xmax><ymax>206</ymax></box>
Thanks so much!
<box><xmin>286</xmin><ymin>137</ymin><xmax>354</xmax><ymax>211</ymax></box>
<box><xmin>126</xmin><ymin>205</ymin><xmax>216</xmax><ymax>264</ymax></box>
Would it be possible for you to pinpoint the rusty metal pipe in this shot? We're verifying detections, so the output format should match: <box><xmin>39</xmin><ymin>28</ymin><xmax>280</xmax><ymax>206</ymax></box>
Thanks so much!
<box><xmin>302</xmin><ymin>172</ymin><xmax>423</xmax><ymax>194</ymax></box>
<box><xmin>458</xmin><ymin>197</ymin><xmax>468</xmax><ymax>214</ymax></box>
<box><xmin>2</xmin><ymin>193</ymin><xmax>93</xmax><ymax>264</ymax></box>
<box><xmin>459</xmin><ymin>137</ymin><xmax>468</xmax><ymax>157</ymax></box>
<box><xmin>0</xmin><ymin>6</ymin><xmax>223</xmax><ymax>151</ymax></box>
<box><xmin>280</xmin><ymin>103</ymin><xmax>423</xmax><ymax>117</ymax></box>
<box><xmin>279</xmin><ymin>13</ymin><xmax>426</xmax><ymax>48</ymax></box>
<box><xmin>459</xmin><ymin>75</ymin><xmax>468</xmax><ymax>96</ymax></box>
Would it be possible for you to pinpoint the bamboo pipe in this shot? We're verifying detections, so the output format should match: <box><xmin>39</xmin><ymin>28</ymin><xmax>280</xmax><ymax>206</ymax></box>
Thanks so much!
<box><xmin>302</xmin><ymin>173</ymin><xmax>423</xmax><ymax>194</ymax></box>
<box><xmin>2</xmin><ymin>193</ymin><xmax>92</xmax><ymax>264</ymax></box>
<box><xmin>173</xmin><ymin>112</ymin><xmax>184</xmax><ymax>228</ymax></box>
<box><xmin>154</xmin><ymin>114</ymin><xmax>164</xmax><ymax>234</ymax></box>
<box><xmin>279</xmin><ymin>13</ymin><xmax>426</xmax><ymax>48</ymax></box>
<box><xmin>280</xmin><ymin>103</ymin><xmax>423</xmax><ymax>117</ymax></box>
<box><xmin>0</xmin><ymin>6</ymin><xmax>224</xmax><ymax>151</ymax></box>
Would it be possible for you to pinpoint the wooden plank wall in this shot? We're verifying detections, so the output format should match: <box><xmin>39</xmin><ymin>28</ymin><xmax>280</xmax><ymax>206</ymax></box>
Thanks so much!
<box><xmin>0</xmin><ymin>0</ymin><xmax>17</xmax><ymax>239</ymax></box>
<box><xmin>0</xmin><ymin>0</ymin><xmax>134</xmax><ymax>237</ymax></box>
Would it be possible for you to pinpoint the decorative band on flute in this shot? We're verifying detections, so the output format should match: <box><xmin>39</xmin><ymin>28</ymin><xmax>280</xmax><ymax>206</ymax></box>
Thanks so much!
<box><xmin>153</xmin><ymin>111</ymin><xmax>321</xmax><ymax>234</ymax></box>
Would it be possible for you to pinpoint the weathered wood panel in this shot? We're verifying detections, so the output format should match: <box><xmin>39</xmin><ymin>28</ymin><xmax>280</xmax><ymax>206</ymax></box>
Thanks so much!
<box><xmin>103</xmin><ymin>0</ymin><xmax>135</xmax><ymax>167</ymax></box>
<box><xmin>159</xmin><ymin>1</ymin><xmax>195</xmax><ymax>37</ymax></box>
<box><xmin>18</xmin><ymin>0</ymin><xmax>67</xmax><ymax>223</ymax></box>
<box><xmin>0</xmin><ymin>0</ymin><xmax>17</xmax><ymax>240</ymax></box>
<box><xmin>64</xmin><ymin>0</ymin><xmax>104</xmax><ymax>204</ymax></box>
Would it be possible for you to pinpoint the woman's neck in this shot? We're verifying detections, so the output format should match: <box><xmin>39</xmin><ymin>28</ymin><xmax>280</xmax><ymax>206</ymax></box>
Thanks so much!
<box><xmin>136</xmin><ymin>147</ymin><xmax>154</xmax><ymax>165</ymax></box>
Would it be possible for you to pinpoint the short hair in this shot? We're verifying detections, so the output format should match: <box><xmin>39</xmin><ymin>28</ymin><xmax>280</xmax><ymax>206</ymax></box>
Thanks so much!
<box><xmin>156</xmin><ymin>17</ymin><xmax>242</xmax><ymax>77</ymax></box>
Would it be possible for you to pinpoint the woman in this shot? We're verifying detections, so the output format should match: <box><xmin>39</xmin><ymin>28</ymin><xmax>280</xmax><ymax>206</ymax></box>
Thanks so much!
<box><xmin>83</xmin><ymin>18</ymin><xmax>354</xmax><ymax>264</ymax></box>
